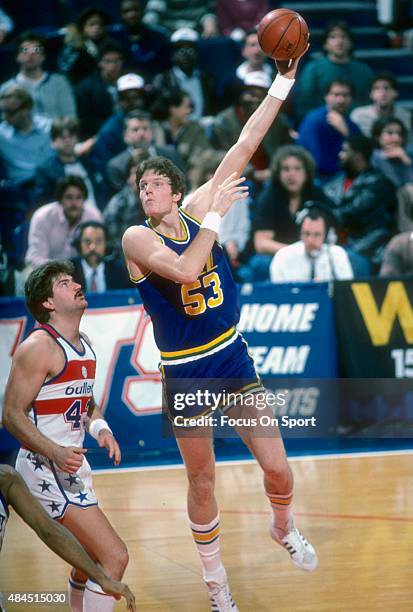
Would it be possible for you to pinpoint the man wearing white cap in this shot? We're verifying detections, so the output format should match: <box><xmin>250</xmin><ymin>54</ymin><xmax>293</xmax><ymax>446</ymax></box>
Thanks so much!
<box><xmin>91</xmin><ymin>72</ymin><xmax>147</xmax><ymax>171</ymax></box>
<box><xmin>152</xmin><ymin>27</ymin><xmax>216</xmax><ymax>119</ymax></box>
<box><xmin>211</xmin><ymin>71</ymin><xmax>291</xmax><ymax>183</ymax></box>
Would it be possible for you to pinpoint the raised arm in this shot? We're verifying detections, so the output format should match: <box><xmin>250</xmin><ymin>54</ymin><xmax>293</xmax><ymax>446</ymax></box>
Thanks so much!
<box><xmin>2</xmin><ymin>334</ymin><xmax>87</xmax><ymax>474</ymax></box>
<box><xmin>186</xmin><ymin>50</ymin><xmax>308</xmax><ymax>218</ymax></box>
<box><xmin>0</xmin><ymin>466</ymin><xmax>136</xmax><ymax>611</ymax></box>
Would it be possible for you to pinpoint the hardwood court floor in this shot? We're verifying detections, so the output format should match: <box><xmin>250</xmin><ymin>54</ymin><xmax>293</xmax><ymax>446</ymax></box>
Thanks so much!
<box><xmin>1</xmin><ymin>452</ymin><xmax>412</xmax><ymax>611</ymax></box>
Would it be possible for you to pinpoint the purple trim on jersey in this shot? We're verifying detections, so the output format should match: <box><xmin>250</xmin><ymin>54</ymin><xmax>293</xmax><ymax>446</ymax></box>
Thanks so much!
<box><xmin>42</xmin><ymin>323</ymin><xmax>86</xmax><ymax>357</ymax></box>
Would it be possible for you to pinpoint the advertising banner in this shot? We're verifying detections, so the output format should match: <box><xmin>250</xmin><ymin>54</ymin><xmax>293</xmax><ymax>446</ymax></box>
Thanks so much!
<box><xmin>0</xmin><ymin>283</ymin><xmax>338</xmax><ymax>453</ymax></box>
<box><xmin>334</xmin><ymin>279</ymin><xmax>413</xmax><ymax>434</ymax></box>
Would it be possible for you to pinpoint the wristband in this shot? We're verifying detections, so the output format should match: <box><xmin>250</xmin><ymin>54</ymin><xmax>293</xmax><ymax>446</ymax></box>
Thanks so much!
<box><xmin>201</xmin><ymin>211</ymin><xmax>222</xmax><ymax>234</ymax></box>
<box><xmin>268</xmin><ymin>74</ymin><xmax>295</xmax><ymax>101</ymax></box>
<box><xmin>89</xmin><ymin>418</ymin><xmax>112</xmax><ymax>440</ymax></box>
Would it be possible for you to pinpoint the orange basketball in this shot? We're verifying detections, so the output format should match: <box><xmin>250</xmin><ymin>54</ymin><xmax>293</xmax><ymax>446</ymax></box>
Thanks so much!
<box><xmin>257</xmin><ymin>8</ymin><xmax>309</xmax><ymax>60</ymax></box>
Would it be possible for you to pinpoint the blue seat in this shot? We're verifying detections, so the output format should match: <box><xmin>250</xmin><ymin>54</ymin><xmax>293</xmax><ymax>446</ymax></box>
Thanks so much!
<box><xmin>63</xmin><ymin>0</ymin><xmax>120</xmax><ymax>23</ymax></box>
<box><xmin>354</xmin><ymin>49</ymin><xmax>413</xmax><ymax>75</ymax></box>
<box><xmin>398</xmin><ymin>76</ymin><xmax>413</xmax><ymax>100</ymax></box>
<box><xmin>281</xmin><ymin>1</ymin><xmax>379</xmax><ymax>28</ymax></box>
<box><xmin>309</xmin><ymin>26</ymin><xmax>389</xmax><ymax>51</ymax></box>
<box><xmin>197</xmin><ymin>37</ymin><xmax>242</xmax><ymax>98</ymax></box>
<box><xmin>2</xmin><ymin>0</ymin><xmax>64</xmax><ymax>34</ymax></box>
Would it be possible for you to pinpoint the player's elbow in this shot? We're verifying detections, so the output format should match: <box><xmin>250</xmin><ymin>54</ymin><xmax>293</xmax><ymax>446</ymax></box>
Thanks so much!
<box><xmin>175</xmin><ymin>260</ymin><xmax>202</xmax><ymax>284</ymax></box>
<box><xmin>177</xmin><ymin>270</ymin><xmax>199</xmax><ymax>284</ymax></box>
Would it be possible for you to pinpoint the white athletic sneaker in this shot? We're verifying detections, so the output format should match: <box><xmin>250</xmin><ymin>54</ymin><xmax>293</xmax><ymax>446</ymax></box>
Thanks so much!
<box><xmin>208</xmin><ymin>582</ymin><xmax>239</xmax><ymax>612</ymax></box>
<box><xmin>271</xmin><ymin>526</ymin><xmax>318</xmax><ymax>571</ymax></box>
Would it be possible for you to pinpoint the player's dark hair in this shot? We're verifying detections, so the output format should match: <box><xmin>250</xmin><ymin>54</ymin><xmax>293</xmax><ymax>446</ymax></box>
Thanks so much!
<box><xmin>25</xmin><ymin>260</ymin><xmax>75</xmax><ymax>323</ymax></box>
<box><xmin>17</xmin><ymin>30</ymin><xmax>46</xmax><ymax>52</ymax></box>
<box><xmin>135</xmin><ymin>156</ymin><xmax>186</xmax><ymax>205</ymax></box>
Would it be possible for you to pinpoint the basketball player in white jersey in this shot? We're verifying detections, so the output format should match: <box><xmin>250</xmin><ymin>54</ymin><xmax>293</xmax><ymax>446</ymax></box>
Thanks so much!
<box><xmin>0</xmin><ymin>464</ymin><xmax>135</xmax><ymax>611</ymax></box>
<box><xmin>2</xmin><ymin>260</ymin><xmax>129</xmax><ymax>612</ymax></box>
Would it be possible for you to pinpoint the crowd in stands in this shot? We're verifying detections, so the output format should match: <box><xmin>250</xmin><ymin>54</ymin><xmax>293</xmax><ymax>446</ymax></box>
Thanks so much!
<box><xmin>1</xmin><ymin>0</ymin><xmax>413</xmax><ymax>297</ymax></box>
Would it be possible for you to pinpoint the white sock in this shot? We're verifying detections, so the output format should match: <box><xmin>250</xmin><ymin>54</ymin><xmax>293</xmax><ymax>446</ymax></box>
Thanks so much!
<box><xmin>189</xmin><ymin>514</ymin><xmax>226</xmax><ymax>584</ymax></box>
<box><xmin>68</xmin><ymin>576</ymin><xmax>85</xmax><ymax>612</ymax></box>
<box><xmin>83</xmin><ymin>579</ymin><xmax>116</xmax><ymax>612</ymax></box>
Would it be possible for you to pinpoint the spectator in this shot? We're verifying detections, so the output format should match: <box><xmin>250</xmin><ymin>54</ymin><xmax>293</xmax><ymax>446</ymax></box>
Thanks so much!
<box><xmin>270</xmin><ymin>204</ymin><xmax>353</xmax><ymax>282</ymax></box>
<box><xmin>380</xmin><ymin>231</ymin><xmax>413</xmax><ymax>277</ymax></box>
<box><xmin>152</xmin><ymin>27</ymin><xmax>216</xmax><ymax>119</ymax></box>
<box><xmin>249</xmin><ymin>145</ymin><xmax>332</xmax><ymax>280</ymax></box>
<box><xmin>0</xmin><ymin>234</ymin><xmax>15</xmax><ymax>296</ymax></box>
<box><xmin>371</xmin><ymin>116</ymin><xmax>413</xmax><ymax>188</ymax></box>
<box><xmin>0</xmin><ymin>5</ymin><xmax>13</xmax><ymax>44</ymax></box>
<box><xmin>211</xmin><ymin>71</ymin><xmax>292</xmax><ymax>185</ymax></box>
<box><xmin>298</xmin><ymin>79</ymin><xmax>361</xmax><ymax>182</ymax></box>
<box><xmin>75</xmin><ymin>40</ymin><xmax>125</xmax><ymax>139</ymax></box>
<box><xmin>90</xmin><ymin>72</ymin><xmax>147</xmax><ymax>171</ymax></box>
<box><xmin>104</xmin><ymin>158</ymin><xmax>146</xmax><ymax>254</ymax></box>
<box><xmin>25</xmin><ymin>176</ymin><xmax>102</xmax><ymax>268</ymax></box>
<box><xmin>70</xmin><ymin>221</ymin><xmax>131</xmax><ymax>291</ymax></box>
<box><xmin>33</xmin><ymin>118</ymin><xmax>106</xmax><ymax>210</ymax></box>
<box><xmin>324</xmin><ymin>134</ymin><xmax>397</xmax><ymax>272</ymax></box>
<box><xmin>143</xmin><ymin>0</ymin><xmax>215</xmax><ymax>33</ymax></box>
<box><xmin>107</xmin><ymin>110</ymin><xmax>184</xmax><ymax>192</ymax></box>
<box><xmin>216</xmin><ymin>0</ymin><xmax>269</xmax><ymax>38</ymax></box>
<box><xmin>58</xmin><ymin>7</ymin><xmax>113</xmax><ymax>84</ymax></box>
<box><xmin>397</xmin><ymin>184</ymin><xmax>413</xmax><ymax>232</ymax></box>
<box><xmin>1</xmin><ymin>31</ymin><xmax>76</xmax><ymax>121</ymax></box>
<box><xmin>150</xmin><ymin>89</ymin><xmax>209</xmax><ymax>171</ymax></box>
<box><xmin>199</xmin><ymin>14</ymin><xmax>220</xmax><ymax>39</ymax></box>
<box><xmin>236</xmin><ymin>29</ymin><xmax>273</xmax><ymax>81</ymax></box>
<box><xmin>0</xmin><ymin>86</ymin><xmax>51</xmax><ymax>186</ymax></box>
<box><xmin>112</xmin><ymin>0</ymin><xmax>170</xmax><ymax>79</ymax></box>
<box><xmin>184</xmin><ymin>149</ymin><xmax>251</xmax><ymax>276</ymax></box>
<box><xmin>350</xmin><ymin>73</ymin><xmax>412</xmax><ymax>139</ymax></box>
<box><xmin>296</xmin><ymin>20</ymin><xmax>373</xmax><ymax>119</ymax></box>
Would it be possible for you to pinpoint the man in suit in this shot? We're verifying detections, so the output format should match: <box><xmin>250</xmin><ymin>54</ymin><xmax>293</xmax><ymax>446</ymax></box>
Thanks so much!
<box><xmin>106</xmin><ymin>110</ymin><xmax>184</xmax><ymax>192</ymax></box>
<box><xmin>71</xmin><ymin>221</ymin><xmax>131</xmax><ymax>291</ymax></box>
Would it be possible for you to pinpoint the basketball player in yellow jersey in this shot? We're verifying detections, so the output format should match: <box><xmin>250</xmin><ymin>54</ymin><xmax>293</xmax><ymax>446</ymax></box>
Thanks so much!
<box><xmin>123</xmin><ymin>47</ymin><xmax>317</xmax><ymax>612</ymax></box>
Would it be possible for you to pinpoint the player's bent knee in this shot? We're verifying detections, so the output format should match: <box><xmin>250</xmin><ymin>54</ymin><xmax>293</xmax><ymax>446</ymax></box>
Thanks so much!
<box><xmin>188</xmin><ymin>471</ymin><xmax>215</xmax><ymax>504</ymax></box>
<box><xmin>102</xmin><ymin>541</ymin><xmax>129</xmax><ymax>579</ymax></box>
<box><xmin>261</xmin><ymin>460</ymin><xmax>290</xmax><ymax>483</ymax></box>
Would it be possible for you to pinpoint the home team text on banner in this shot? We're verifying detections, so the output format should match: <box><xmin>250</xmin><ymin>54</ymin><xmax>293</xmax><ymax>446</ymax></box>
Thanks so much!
<box><xmin>0</xmin><ymin>283</ymin><xmax>337</xmax><ymax>452</ymax></box>
<box><xmin>334</xmin><ymin>279</ymin><xmax>413</xmax><ymax>433</ymax></box>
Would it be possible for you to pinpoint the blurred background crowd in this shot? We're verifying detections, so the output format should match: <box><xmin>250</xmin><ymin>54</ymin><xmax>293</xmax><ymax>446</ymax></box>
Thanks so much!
<box><xmin>0</xmin><ymin>0</ymin><xmax>412</xmax><ymax>296</ymax></box>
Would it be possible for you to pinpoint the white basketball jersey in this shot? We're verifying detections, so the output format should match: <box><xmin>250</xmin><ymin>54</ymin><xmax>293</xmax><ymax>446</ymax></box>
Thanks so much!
<box><xmin>28</xmin><ymin>324</ymin><xmax>96</xmax><ymax>447</ymax></box>
<box><xmin>0</xmin><ymin>490</ymin><xmax>9</xmax><ymax>552</ymax></box>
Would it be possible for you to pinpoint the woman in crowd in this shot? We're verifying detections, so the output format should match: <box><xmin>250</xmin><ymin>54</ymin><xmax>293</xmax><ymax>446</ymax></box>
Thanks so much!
<box><xmin>371</xmin><ymin>116</ymin><xmax>413</xmax><ymax>188</ymax></box>
<box><xmin>58</xmin><ymin>7</ymin><xmax>113</xmax><ymax>83</ymax></box>
<box><xmin>247</xmin><ymin>145</ymin><xmax>332</xmax><ymax>280</ymax></box>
